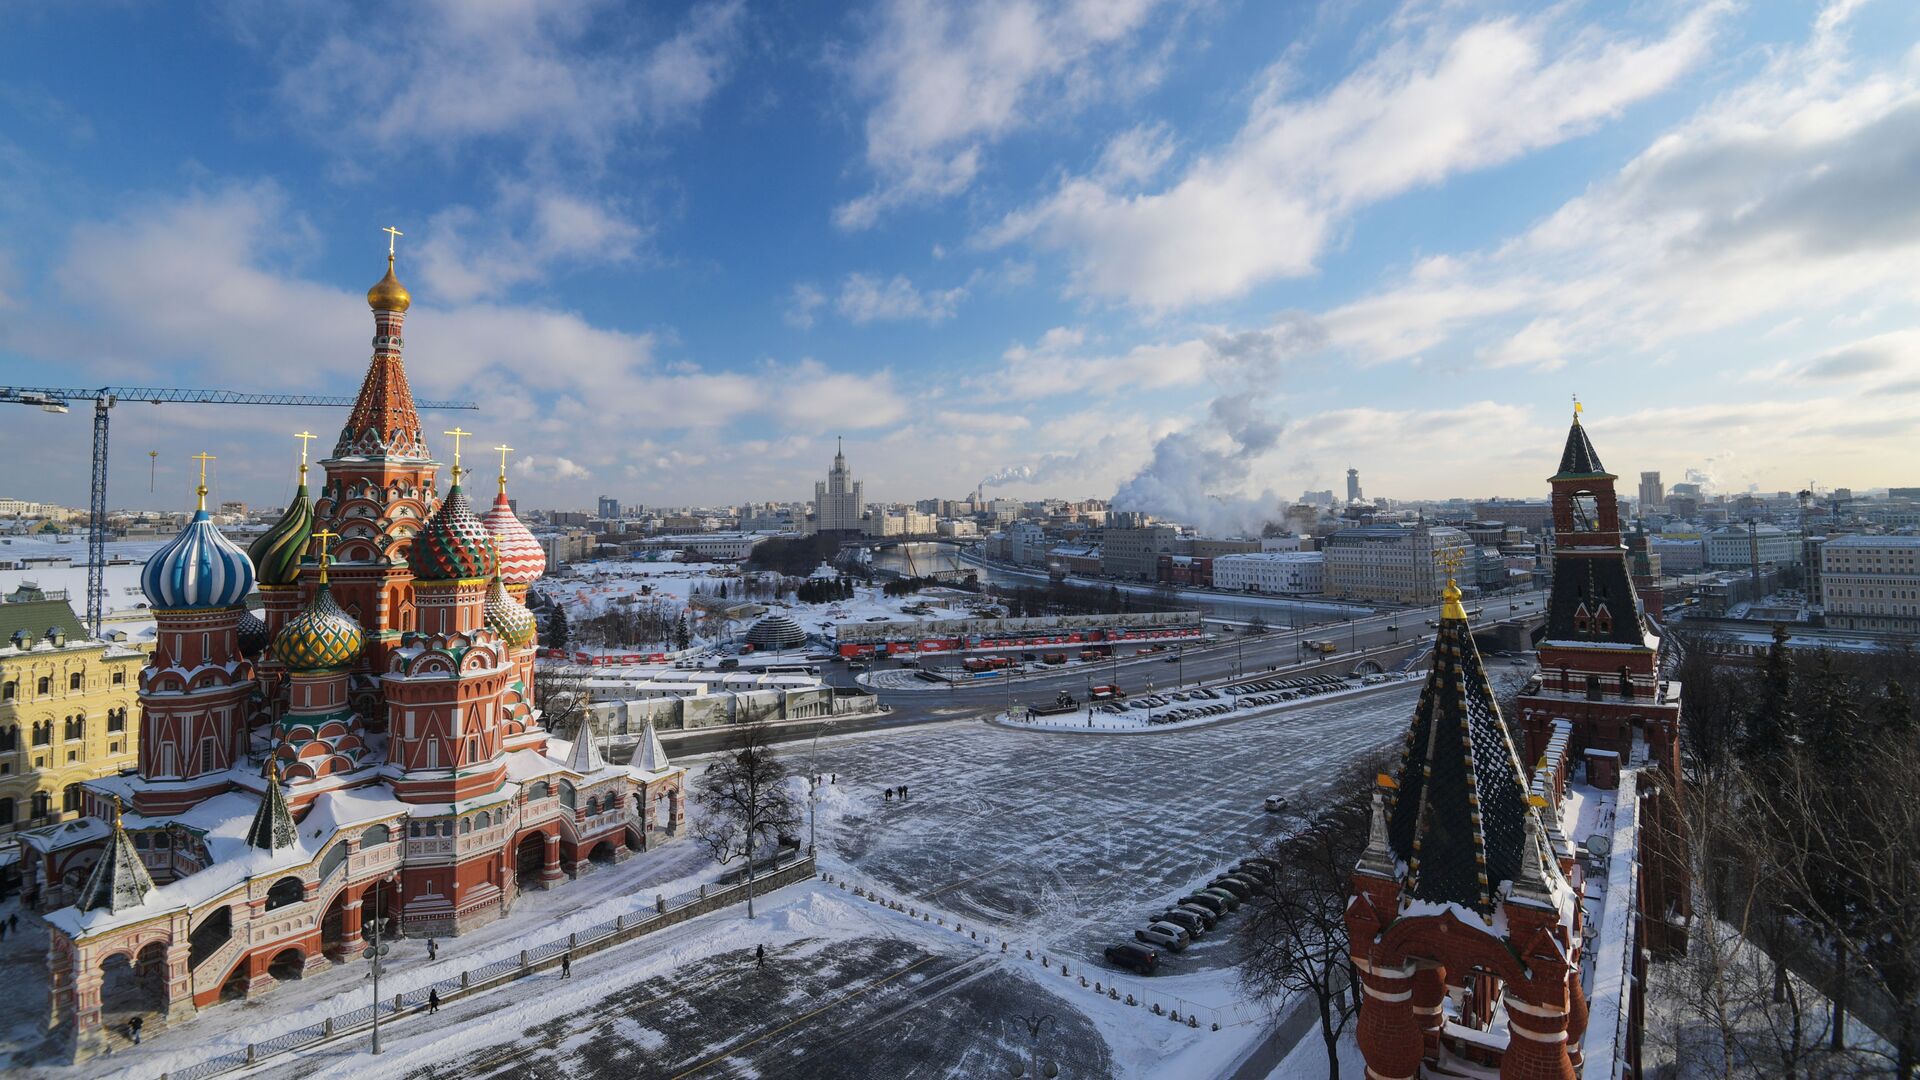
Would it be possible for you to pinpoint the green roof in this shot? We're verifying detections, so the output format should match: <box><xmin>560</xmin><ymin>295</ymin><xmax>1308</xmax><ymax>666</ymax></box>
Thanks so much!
<box><xmin>0</xmin><ymin>598</ymin><xmax>89</xmax><ymax>646</ymax></box>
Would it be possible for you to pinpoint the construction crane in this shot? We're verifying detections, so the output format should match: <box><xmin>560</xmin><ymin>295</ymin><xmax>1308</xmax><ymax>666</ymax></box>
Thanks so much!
<box><xmin>0</xmin><ymin>385</ymin><xmax>478</xmax><ymax>635</ymax></box>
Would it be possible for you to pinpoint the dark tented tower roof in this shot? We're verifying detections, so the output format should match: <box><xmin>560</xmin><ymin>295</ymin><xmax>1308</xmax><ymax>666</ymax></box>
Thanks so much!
<box><xmin>1553</xmin><ymin>415</ymin><xmax>1609</xmax><ymax>478</ymax></box>
<box><xmin>1384</xmin><ymin>585</ymin><xmax>1535</xmax><ymax>914</ymax></box>
<box><xmin>77</xmin><ymin>797</ymin><xmax>155</xmax><ymax>913</ymax></box>
<box><xmin>246</xmin><ymin>757</ymin><xmax>298</xmax><ymax>851</ymax></box>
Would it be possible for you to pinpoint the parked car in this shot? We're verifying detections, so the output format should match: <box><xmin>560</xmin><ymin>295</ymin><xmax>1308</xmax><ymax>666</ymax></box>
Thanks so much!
<box><xmin>1137</xmin><ymin>922</ymin><xmax>1190</xmax><ymax>951</ymax></box>
<box><xmin>1263</xmin><ymin>794</ymin><xmax>1290</xmax><ymax>813</ymax></box>
<box><xmin>1208</xmin><ymin>877</ymin><xmax>1254</xmax><ymax>901</ymax></box>
<box><xmin>1240</xmin><ymin>856</ymin><xmax>1282</xmax><ymax>874</ymax></box>
<box><xmin>1105</xmin><ymin>942</ymin><xmax>1159</xmax><ymax>974</ymax></box>
<box><xmin>1175</xmin><ymin>902</ymin><xmax>1220</xmax><ymax>929</ymax></box>
<box><xmin>1179</xmin><ymin>893</ymin><xmax>1227</xmax><ymax>916</ymax></box>
<box><xmin>1232</xmin><ymin>859</ymin><xmax>1275</xmax><ymax>880</ymax></box>
<box><xmin>1197</xmin><ymin>887</ymin><xmax>1242</xmax><ymax>912</ymax></box>
<box><xmin>1154</xmin><ymin>909</ymin><xmax>1208</xmax><ymax>937</ymax></box>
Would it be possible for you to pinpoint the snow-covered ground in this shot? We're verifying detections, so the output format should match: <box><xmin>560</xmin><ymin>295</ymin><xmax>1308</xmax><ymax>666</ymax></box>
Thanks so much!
<box><xmin>534</xmin><ymin>558</ymin><xmax>993</xmax><ymax>653</ymax></box>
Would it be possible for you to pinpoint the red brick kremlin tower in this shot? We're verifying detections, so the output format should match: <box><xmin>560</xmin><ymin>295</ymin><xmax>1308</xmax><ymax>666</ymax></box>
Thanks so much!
<box><xmin>1348</xmin><ymin>577</ymin><xmax>1588</xmax><ymax>1080</ymax></box>
<box><xmin>1513</xmin><ymin>405</ymin><xmax>1688</xmax><ymax>952</ymax></box>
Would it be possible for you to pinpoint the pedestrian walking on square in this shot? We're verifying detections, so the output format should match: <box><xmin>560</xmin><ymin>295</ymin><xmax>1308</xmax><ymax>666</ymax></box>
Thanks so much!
<box><xmin>756</xmin><ymin>944</ymin><xmax>765</xmax><ymax>970</ymax></box>
<box><xmin>427</xmin><ymin>937</ymin><xmax>438</xmax><ymax>961</ymax></box>
<box><xmin>884</xmin><ymin>788</ymin><xmax>892</xmax><ymax>802</ymax></box>
<box><xmin>130</xmin><ymin>1016</ymin><xmax>143</xmax><ymax>1044</ymax></box>
<box><xmin>428</xmin><ymin>989</ymin><xmax>440</xmax><ymax>1014</ymax></box>
<box><xmin>561</xmin><ymin>951</ymin><xmax>572</xmax><ymax>978</ymax></box>
<box><xmin>7</xmin><ymin>913</ymin><xmax>15</xmax><ymax>932</ymax></box>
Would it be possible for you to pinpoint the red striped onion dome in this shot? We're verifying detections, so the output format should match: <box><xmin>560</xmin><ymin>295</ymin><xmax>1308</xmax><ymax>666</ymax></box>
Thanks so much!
<box><xmin>412</xmin><ymin>483</ymin><xmax>497</xmax><ymax>581</ymax></box>
<box><xmin>482</xmin><ymin>489</ymin><xmax>546</xmax><ymax>584</ymax></box>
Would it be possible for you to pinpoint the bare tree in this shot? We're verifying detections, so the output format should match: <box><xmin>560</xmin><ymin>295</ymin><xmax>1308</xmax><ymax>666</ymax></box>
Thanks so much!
<box><xmin>534</xmin><ymin>664</ymin><xmax>592</xmax><ymax>738</ymax></box>
<box><xmin>691</xmin><ymin>722</ymin><xmax>799</xmax><ymax>919</ymax></box>
<box><xmin>1238</xmin><ymin>758</ymin><xmax>1379</xmax><ymax>1079</ymax></box>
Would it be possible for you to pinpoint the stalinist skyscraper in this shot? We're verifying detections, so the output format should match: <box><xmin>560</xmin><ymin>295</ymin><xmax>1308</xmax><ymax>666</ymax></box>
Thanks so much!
<box><xmin>806</xmin><ymin>437</ymin><xmax>865</xmax><ymax>535</ymax></box>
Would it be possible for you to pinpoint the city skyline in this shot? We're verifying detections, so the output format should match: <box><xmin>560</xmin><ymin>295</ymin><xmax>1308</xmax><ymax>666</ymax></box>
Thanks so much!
<box><xmin>2</xmin><ymin>2</ymin><xmax>1918</xmax><ymax>514</ymax></box>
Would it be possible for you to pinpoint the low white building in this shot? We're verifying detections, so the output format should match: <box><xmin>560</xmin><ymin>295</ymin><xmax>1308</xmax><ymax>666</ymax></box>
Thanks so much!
<box><xmin>1705</xmin><ymin>523</ymin><xmax>1797</xmax><ymax>569</ymax></box>
<box><xmin>636</xmin><ymin>532</ymin><xmax>773</xmax><ymax>562</ymax></box>
<box><xmin>1259</xmin><ymin>534</ymin><xmax>1313</xmax><ymax>553</ymax></box>
<box><xmin>1212</xmin><ymin>551</ymin><xmax>1325</xmax><ymax>594</ymax></box>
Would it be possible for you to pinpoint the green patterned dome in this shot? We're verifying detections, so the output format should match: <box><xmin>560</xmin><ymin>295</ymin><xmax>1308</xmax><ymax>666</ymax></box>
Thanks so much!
<box><xmin>248</xmin><ymin>478</ymin><xmax>313</xmax><ymax>587</ymax></box>
<box><xmin>273</xmin><ymin>581</ymin><xmax>364</xmax><ymax>671</ymax></box>
<box><xmin>413</xmin><ymin>483</ymin><xmax>497</xmax><ymax>581</ymax></box>
<box><xmin>483</xmin><ymin>573</ymin><xmax>538</xmax><ymax>649</ymax></box>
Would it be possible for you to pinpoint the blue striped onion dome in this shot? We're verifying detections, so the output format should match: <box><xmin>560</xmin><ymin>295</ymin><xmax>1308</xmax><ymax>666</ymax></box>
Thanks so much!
<box><xmin>141</xmin><ymin>508</ymin><xmax>256</xmax><ymax>610</ymax></box>
<box><xmin>273</xmin><ymin>582</ymin><xmax>364</xmax><ymax>672</ymax></box>
<box><xmin>483</xmin><ymin>574</ymin><xmax>538</xmax><ymax>649</ymax></box>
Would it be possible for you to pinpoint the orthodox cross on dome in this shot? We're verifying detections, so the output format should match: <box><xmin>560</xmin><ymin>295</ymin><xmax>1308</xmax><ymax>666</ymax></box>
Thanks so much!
<box><xmin>442</xmin><ymin>427</ymin><xmax>471</xmax><ymax>484</ymax></box>
<box><xmin>311</xmin><ymin>528</ymin><xmax>338</xmax><ymax>583</ymax></box>
<box><xmin>383</xmin><ymin>225</ymin><xmax>404</xmax><ymax>256</ymax></box>
<box><xmin>294</xmin><ymin>430</ymin><xmax>316</xmax><ymax>480</ymax></box>
<box><xmin>493</xmin><ymin>443</ymin><xmax>514</xmax><ymax>494</ymax></box>
<box><xmin>192</xmin><ymin>451</ymin><xmax>216</xmax><ymax>510</ymax></box>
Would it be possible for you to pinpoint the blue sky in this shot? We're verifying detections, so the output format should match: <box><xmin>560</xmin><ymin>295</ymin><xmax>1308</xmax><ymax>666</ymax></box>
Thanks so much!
<box><xmin>2</xmin><ymin>0</ymin><xmax>1918</xmax><ymax>520</ymax></box>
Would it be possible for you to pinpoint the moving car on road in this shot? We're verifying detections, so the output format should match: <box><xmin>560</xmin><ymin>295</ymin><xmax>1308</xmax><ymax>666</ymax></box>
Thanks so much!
<box><xmin>1263</xmin><ymin>794</ymin><xmax>1290</xmax><ymax>813</ymax></box>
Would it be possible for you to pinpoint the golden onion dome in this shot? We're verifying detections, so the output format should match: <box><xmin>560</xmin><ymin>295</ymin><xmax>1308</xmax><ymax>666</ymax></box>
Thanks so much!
<box><xmin>274</xmin><ymin>581</ymin><xmax>365</xmax><ymax>672</ymax></box>
<box><xmin>367</xmin><ymin>254</ymin><xmax>412</xmax><ymax>313</ymax></box>
<box><xmin>484</xmin><ymin>573</ymin><xmax>538</xmax><ymax>650</ymax></box>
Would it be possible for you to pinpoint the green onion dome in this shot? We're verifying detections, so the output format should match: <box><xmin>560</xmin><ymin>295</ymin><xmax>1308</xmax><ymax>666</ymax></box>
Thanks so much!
<box><xmin>273</xmin><ymin>580</ymin><xmax>364</xmax><ymax>672</ymax></box>
<box><xmin>483</xmin><ymin>573</ymin><xmax>538</xmax><ymax>649</ymax></box>
<box><xmin>248</xmin><ymin>476</ymin><xmax>313</xmax><ymax>587</ymax></box>
<box><xmin>413</xmin><ymin>483</ymin><xmax>497</xmax><ymax>581</ymax></box>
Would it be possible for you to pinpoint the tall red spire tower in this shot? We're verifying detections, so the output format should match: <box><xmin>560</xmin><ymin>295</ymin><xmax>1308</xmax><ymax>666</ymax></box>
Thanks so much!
<box><xmin>314</xmin><ymin>233</ymin><xmax>441</xmax><ymax>695</ymax></box>
<box><xmin>1514</xmin><ymin>403</ymin><xmax>1689</xmax><ymax>952</ymax></box>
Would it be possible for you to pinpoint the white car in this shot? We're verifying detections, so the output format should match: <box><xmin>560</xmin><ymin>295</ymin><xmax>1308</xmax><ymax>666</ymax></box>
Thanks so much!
<box><xmin>1264</xmin><ymin>795</ymin><xmax>1290</xmax><ymax>813</ymax></box>
<box><xmin>1136</xmin><ymin>922</ymin><xmax>1190</xmax><ymax>952</ymax></box>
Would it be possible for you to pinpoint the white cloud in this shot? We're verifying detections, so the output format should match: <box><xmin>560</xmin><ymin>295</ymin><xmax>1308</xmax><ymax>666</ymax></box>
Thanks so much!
<box><xmin>270</xmin><ymin>0</ymin><xmax>746</xmax><ymax>159</ymax></box>
<box><xmin>513</xmin><ymin>455</ymin><xmax>592</xmax><ymax>481</ymax></box>
<box><xmin>834</xmin><ymin>0</ymin><xmax>1169</xmax><ymax>229</ymax></box>
<box><xmin>769</xmin><ymin>359</ymin><xmax>910</xmax><ymax>429</ymax></box>
<box><xmin>985</xmin><ymin>5</ymin><xmax>1727</xmax><ymax>309</ymax></box>
<box><xmin>417</xmin><ymin>187</ymin><xmax>648</xmax><ymax>303</ymax></box>
<box><xmin>784</xmin><ymin>283</ymin><xmax>828</xmax><ymax>329</ymax></box>
<box><xmin>835</xmin><ymin>272</ymin><xmax>968</xmax><ymax>324</ymax></box>
<box><xmin>1320</xmin><ymin>0</ymin><xmax>1920</xmax><ymax>371</ymax></box>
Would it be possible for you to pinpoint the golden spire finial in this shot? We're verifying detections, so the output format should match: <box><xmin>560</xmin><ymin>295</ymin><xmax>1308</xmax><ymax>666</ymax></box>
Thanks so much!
<box><xmin>384</xmin><ymin>225</ymin><xmax>404</xmax><ymax>257</ymax></box>
<box><xmin>294</xmin><ymin>431</ymin><xmax>316</xmax><ymax>482</ymax></box>
<box><xmin>492</xmin><ymin>444</ymin><xmax>514</xmax><ymax>495</ymax></box>
<box><xmin>1572</xmin><ymin>393</ymin><xmax>1583</xmax><ymax>423</ymax></box>
<box><xmin>311</xmin><ymin>528</ymin><xmax>338</xmax><ymax>585</ymax></box>
<box><xmin>192</xmin><ymin>452</ymin><xmax>216</xmax><ymax>512</ymax></box>
<box><xmin>1439</xmin><ymin>547</ymin><xmax>1468</xmax><ymax>621</ymax></box>
<box><xmin>442</xmin><ymin>427</ymin><xmax>471</xmax><ymax>484</ymax></box>
<box><xmin>109</xmin><ymin>792</ymin><xmax>124</xmax><ymax>828</ymax></box>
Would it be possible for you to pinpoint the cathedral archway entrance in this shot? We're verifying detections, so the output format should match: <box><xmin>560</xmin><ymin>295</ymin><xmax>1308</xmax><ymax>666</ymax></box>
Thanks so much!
<box><xmin>514</xmin><ymin>832</ymin><xmax>546</xmax><ymax>887</ymax></box>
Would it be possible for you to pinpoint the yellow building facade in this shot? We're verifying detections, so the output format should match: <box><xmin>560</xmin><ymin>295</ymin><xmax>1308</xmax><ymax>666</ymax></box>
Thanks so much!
<box><xmin>0</xmin><ymin>592</ymin><xmax>146</xmax><ymax>834</ymax></box>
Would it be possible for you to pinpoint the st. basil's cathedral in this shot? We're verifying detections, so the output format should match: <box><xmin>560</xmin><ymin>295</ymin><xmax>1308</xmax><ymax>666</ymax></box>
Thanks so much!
<box><xmin>22</xmin><ymin>251</ymin><xmax>687</xmax><ymax>1059</ymax></box>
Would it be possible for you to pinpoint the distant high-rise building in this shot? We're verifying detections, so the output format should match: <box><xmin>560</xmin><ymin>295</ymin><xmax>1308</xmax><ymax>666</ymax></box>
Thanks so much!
<box><xmin>597</xmin><ymin>496</ymin><xmax>621</xmax><ymax>520</ymax></box>
<box><xmin>805</xmin><ymin>437</ymin><xmax>865</xmax><ymax>535</ymax></box>
<box><xmin>1346</xmin><ymin>468</ymin><xmax>1363</xmax><ymax>504</ymax></box>
<box><xmin>1638</xmin><ymin>471</ymin><xmax>1664</xmax><ymax>512</ymax></box>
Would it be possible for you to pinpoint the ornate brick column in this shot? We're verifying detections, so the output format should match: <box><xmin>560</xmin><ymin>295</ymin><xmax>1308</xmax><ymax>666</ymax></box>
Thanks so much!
<box><xmin>1356</xmin><ymin>959</ymin><xmax>1425</xmax><ymax>1080</ymax></box>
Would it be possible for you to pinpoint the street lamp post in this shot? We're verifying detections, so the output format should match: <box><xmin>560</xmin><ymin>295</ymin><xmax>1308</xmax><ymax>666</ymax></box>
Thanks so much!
<box><xmin>1008</xmin><ymin>1012</ymin><xmax>1059</xmax><ymax>1078</ymax></box>
<box><xmin>365</xmin><ymin>876</ymin><xmax>397</xmax><ymax>1054</ymax></box>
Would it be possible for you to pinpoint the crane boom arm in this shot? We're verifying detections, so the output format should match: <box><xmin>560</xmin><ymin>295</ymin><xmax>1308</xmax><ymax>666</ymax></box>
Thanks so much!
<box><xmin>0</xmin><ymin>385</ymin><xmax>476</xmax><ymax>409</ymax></box>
